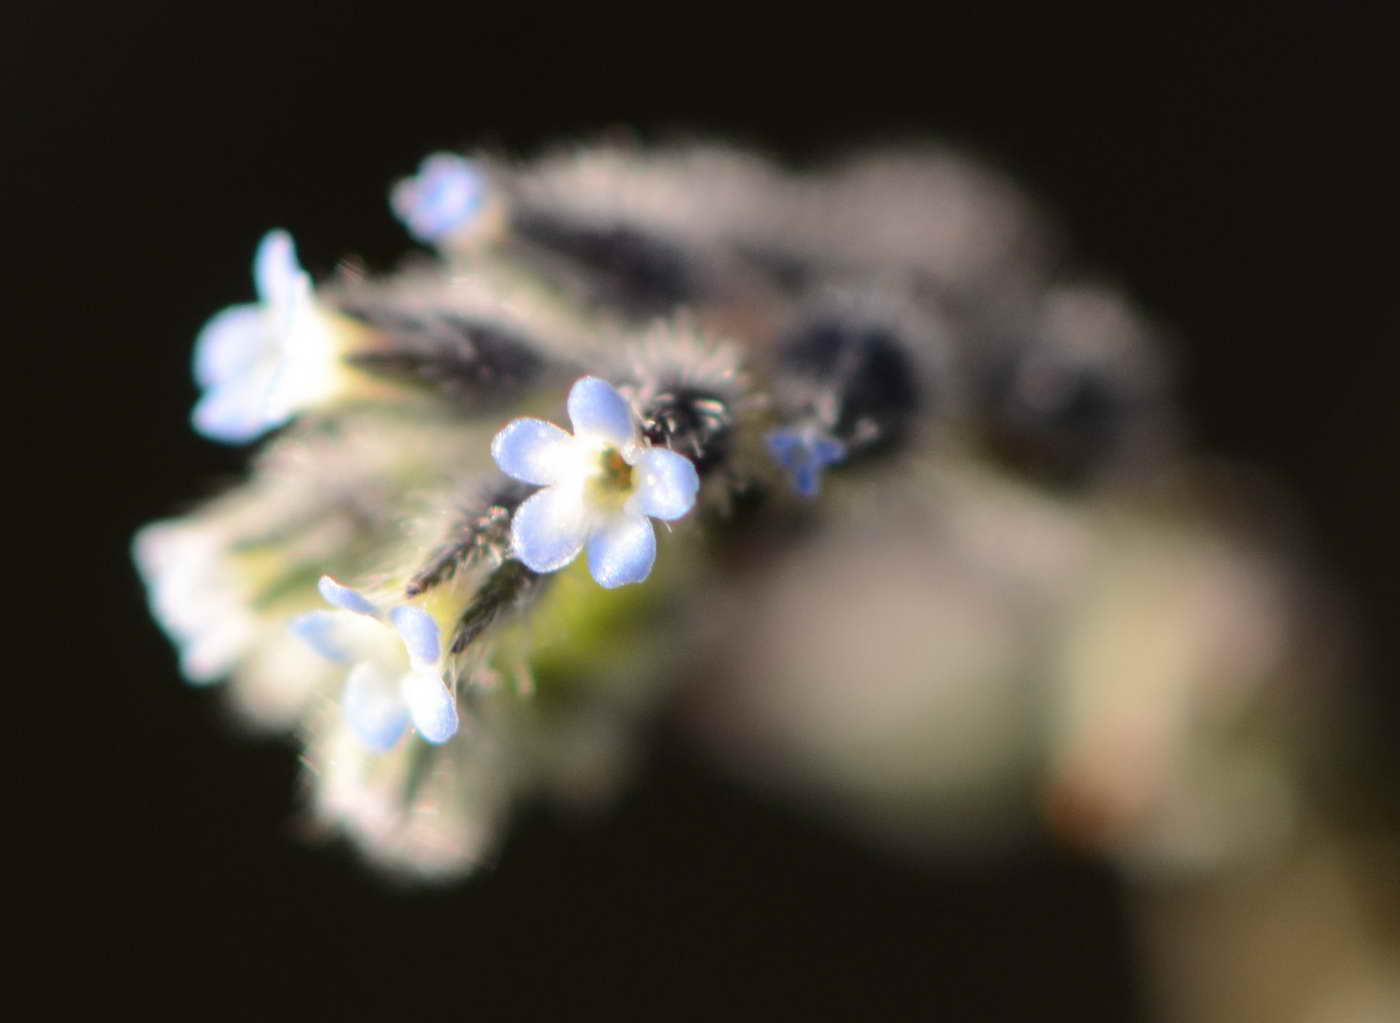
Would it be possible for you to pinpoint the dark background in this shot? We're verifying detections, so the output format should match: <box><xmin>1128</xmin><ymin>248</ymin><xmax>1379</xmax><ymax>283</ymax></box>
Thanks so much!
<box><xmin>15</xmin><ymin>6</ymin><xmax>1397</xmax><ymax>1019</ymax></box>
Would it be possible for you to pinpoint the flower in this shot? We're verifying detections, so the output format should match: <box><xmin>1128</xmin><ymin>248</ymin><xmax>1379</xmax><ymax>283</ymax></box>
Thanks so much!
<box><xmin>191</xmin><ymin>229</ymin><xmax>340</xmax><ymax>444</ymax></box>
<box><xmin>390</xmin><ymin>153</ymin><xmax>488</xmax><ymax>247</ymax></box>
<box><xmin>292</xmin><ymin>576</ymin><xmax>459</xmax><ymax>750</ymax></box>
<box><xmin>491</xmin><ymin>376</ymin><xmax>700</xmax><ymax>588</ymax></box>
<box><xmin>133</xmin><ymin>519</ymin><xmax>259</xmax><ymax>683</ymax></box>
<box><xmin>766</xmin><ymin>426</ymin><xmax>846</xmax><ymax>497</ymax></box>
<box><xmin>311</xmin><ymin>717</ymin><xmax>506</xmax><ymax>879</ymax></box>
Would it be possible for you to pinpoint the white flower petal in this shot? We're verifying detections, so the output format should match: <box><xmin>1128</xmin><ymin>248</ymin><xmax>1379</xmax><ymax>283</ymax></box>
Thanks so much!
<box><xmin>344</xmin><ymin>662</ymin><xmax>410</xmax><ymax>752</ymax></box>
<box><xmin>491</xmin><ymin>417</ymin><xmax>576</xmax><ymax>486</ymax></box>
<box><xmin>253</xmin><ymin>229</ymin><xmax>304</xmax><ymax>307</ymax></box>
<box><xmin>630</xmin><ymin>447</ymin><xmax>700</xmax><ymax>521</ymax></box>
<box><xmin>567</xmin><ymin>376</ymin><xmax>636</xmax><ymax>447</ymax></box>
<box><xmin>260</xmin><ymin>306</ymin><xmax>338</xmax><ymax>421</ymax></box>
<box><xmin>511</xmin><ymin>485</ymin><xmax>591</xmax><ymax>573</ymax></box>
<box><xmin>318</xmin><ymin>576</ymin><xmax>381</xmax><ymax>618</ymax></box>
<box><xmin>402</xmin><ymin>666</ymin><xmax>458</xmax><ymax>744</ymax></box>
<box><xmin>190</xmin><ymin>374</ymin><xmax>281</xmax><ymax>444</ymax></box>
<box><xmin>586</xmin><ymin>513</ymin><xmax>656</xmax><ymax>589</ymax></box>
<box><xmin>132</xmin><ymin>521</ymin><xmax>222</xmax><ymax>622</ymax></box>
<box><xmin>193</xmin><ymin>304</ymin><xmax>266</xmax><ymax>388</ymax></box>
<box><xmin>389</xmin><ymin>606</ymin><xmax>440</xmax><ymax>665</ymax></box>
<box><xmin>179</xmin><ymin>618</ymin><xmax>256</xmax><ymax>684</ymax></box>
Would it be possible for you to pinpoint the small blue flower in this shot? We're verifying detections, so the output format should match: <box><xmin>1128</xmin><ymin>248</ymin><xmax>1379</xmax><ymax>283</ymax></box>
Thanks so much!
<box><xmin>191</xmin><ymin>230</ymin><xmax>339</xmax><ymax>444</ymax></box>
<box><xmin>390</xmin><ymin>153</ymin><xmax>488</xmax><ymax>246</ymax></box>
<box><xmin>766</xmin><ymin>427</ymin><xmax>847</xmax><ymax>497</ymax></box>
<box><xmin>491</xmin><ymin>376</ymin><xmax>700</xmax><ymax>588</ymax></box>
<box><xmin>292</xmin><ymin>576</ymin><xmax>459</xmax><ymax>751</ymax></box>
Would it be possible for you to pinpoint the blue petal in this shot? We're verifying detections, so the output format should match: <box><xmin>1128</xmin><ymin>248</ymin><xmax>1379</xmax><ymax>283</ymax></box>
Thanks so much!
<box><xmin>344</xmin><ymin>663</ymin><xmax>410</xmax><ymax>752</ymax></box>
<box><xmin>586</xmin><ymin>513</ymin><xmax>656</xmax><ymax>589</ymax></box>
<box><xmin>390</xmin><ymin>606</ymin><xmax>440</xmax><ymax>665</ymax></box>
<box><xmin>193</xmin><ymin>304</ymin><xmax>265</xmax><ymax>388</ymax></box>
<box><xmin>811</xmin><ymin>436</ymin><xmax>847</xmax><ymax>465</ymax></box>
<box><xmin>765</xmin><ymin>431</ymin><xmax>804</xmax><ymax>467</ymax></box>
<box><xmin>318</xmin><ymin>576</ymin><xmax>381</xmax><ymax>617</ymax></box>
<box><xmin>567</xmin><ymin>377</ymin><xmax>635</xmax><ymax>447</ymax></box>
<box><xmin>511</xmin><ymin>485</ymin><xmax>590</xmax><ymax>573</ymax></box>
<box><xmin>631</xmin><ymin>447</ymin><xmax>700</xmax><ymax>521</ymax></box>
<box><xmin>402</xmin><ymin>667</ymin><xmax>458</xmax><ymax>744</ymax></box>
<box><xmin>391</xmin><ymin>154</ymin><xmax>486</xmax><ymax>245</ymax></box>
<box><xmin>490</xmin><ymin>417</ymin><xmax>574</xmax><ymax>486</ymax></box>
<box><xmin>765</xmin><ymin>429</ymin><xmax>846</xmax><ymax>498</ymax></box>
<box><xmin>289</xmin><ymin>611</ymin><xmax>354</xmax><ymax>663</ymax></box>
<box><xmin>253</xmin><ymin>229</ymin><xmax>303</xmax><ymax>307</ymax></box>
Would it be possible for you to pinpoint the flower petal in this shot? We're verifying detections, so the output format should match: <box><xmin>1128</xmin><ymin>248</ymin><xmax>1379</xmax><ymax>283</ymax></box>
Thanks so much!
<box><xmin>402</xmin><ymin>666</ymin><xmax>458</xmax><ymax>744</ymax></box>
<box><xmin>765</xmin><ymin>430</ymin><xmax>804</xmax><ymax>469</ymax></box>
<box><xmin>193</xmin><ymin>304</ymin><xmax>266</xmax><ymax>388</ymax></box>
<box><xmin>567</xmin><ymin>376</ymin><xmax>635</xmax><ymax>447</ymax></box>
<box><xmin>318</xmin><ymin>576</ymin><xmax>381</xmax><ymax>618</ymax></box>
<box><xmin>344</xmin><ymin>662</ymin><xmax>410</xmax><ymax>752</ymax></box>
<box><xmin>259</xmin><ymin>307</ymin><xmax>338</xmax><ymax>422</ymax></box>
<box><xmin>491</xmin><ymin>417</ymin><xmax>575</xmax><ymax>486</ymax></box>
<box><xmin>630</xmin><ymin>447</ymin><xmax>700</xmax><ymax>521</ymax></box>
<box><xmin>811</xmin><ymin>436</ymin><xmax>847</xmax><ymax>465</ymax></box>
<box><xmin>586</xmin><ymin>513</ymin><xmax>656</xmax><ymax>589</ymax></box>
<box><xmin>179</xmin><ymin>620</ymin><xmax>256</xmax><ymax>684</ymax></box>
<box><xmin>511</xmin><ymin>485</ymin><xmax>590</xmax><ymax>573</ymax></box>
<box><xmin>389</xmin><ymin>606</ymin><xmax>440</xmax><ymax>665</ymax></box>
<box><xmin>289</xmin><ymin>611</ymin><xmax>355</xmax><ymax>663</ymax></box>
<box><xmin>191</xmin><ymin>375</ymin><xmax>281</xmax><ymax>444</ymax></box>
<box><xmin>253</xmin><ymin>229</ymin><xmax>304</xmax><ymax>307</ymax></box>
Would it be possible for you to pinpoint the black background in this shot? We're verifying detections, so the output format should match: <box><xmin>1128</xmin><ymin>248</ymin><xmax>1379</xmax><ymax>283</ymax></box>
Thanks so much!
<box><xmin>15</xmin><ymin>6</ymin><xmax>1398</xmax><ymax>1020</ymax></box>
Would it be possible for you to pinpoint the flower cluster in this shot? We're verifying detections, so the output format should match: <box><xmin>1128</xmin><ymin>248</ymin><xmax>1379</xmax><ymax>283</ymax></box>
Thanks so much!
<box><xmin>139</xmin><ymin>143</ymin><xmax>941</xmax><ymax>877</ymax></box>
<box><xmin>137</xmin><ymin>140</ymin><xmax>1219</xmax><ymax>883</ymax></box>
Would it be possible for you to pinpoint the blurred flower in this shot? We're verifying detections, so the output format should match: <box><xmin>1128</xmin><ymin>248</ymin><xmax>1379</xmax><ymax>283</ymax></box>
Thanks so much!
<box><xmin>391</xmin><ymin>153</ymin><xmax>488</xmax><ymax>247</ymax></box>
<box><xmin>491</xmin><ymin>376</ymin><xmax>699</xmax><ymax>588</ymax></box>
<box><xmin>191</xmin><ymin>230</ymin><xmax>341</xmax><ymax>444</ymax></box>
<box><xmin>766</xmin><ymin>426</ymin><xmax>846</xmax><ymax>497</ymax></box>
<box><xmin>310</xmin><ymin>715</ymin><xmax>507</xmax><ymax>879</ymax></box>
<box><xmin>132</xmin><ymin>519</ymin><xmax>259</xmax><ymax>683</ymax></box>
<box><xmin>292</xmin><ymin>576</ymin><xmax>458</xmax><ymax>750</ymax></box>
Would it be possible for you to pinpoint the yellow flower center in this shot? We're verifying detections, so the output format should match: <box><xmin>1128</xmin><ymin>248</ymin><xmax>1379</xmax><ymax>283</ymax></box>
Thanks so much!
<box><xmin>587</xmin><ymin>446</ymin><xmax>635</xmax><ymax>509</ymax></box>
<box><xmin>599</xmin><ymin>447</ymin><xmax>634</xmax><ymax>490</ymax></box>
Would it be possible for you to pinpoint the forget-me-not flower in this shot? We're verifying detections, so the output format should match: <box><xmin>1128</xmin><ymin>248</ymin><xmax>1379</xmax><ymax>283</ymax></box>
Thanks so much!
<box><xmin>191</xmin><ymin>230</ymin><xmax>340</xmax><ymax>444</ymax></box>
<box><xmin>491</xmin><ymin>376</ymin><xmax>700</xmax><ymax>588</ymax></box>
<box><xmin>766</xmin><ymin>427</ymin><xmax>847</xmax><ymax>497</ymax></box>
<box><xmin>292</xmin><ymin>576</ymin><xmax>459</xmax><ymax>751</ymax></box>
<box><xmin>391</xmin><ymin>153</ymin><xmax>489</xmax><ymax>247</ymax></box>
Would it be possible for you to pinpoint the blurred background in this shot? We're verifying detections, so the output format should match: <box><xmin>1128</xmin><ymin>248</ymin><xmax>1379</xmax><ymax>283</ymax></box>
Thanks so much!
<box><xmin>16</xmin><ymin>5</ymin><xmax>1397</xmax><ymax>1019</ymax></box>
